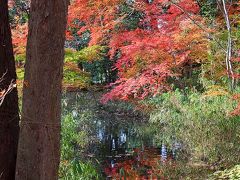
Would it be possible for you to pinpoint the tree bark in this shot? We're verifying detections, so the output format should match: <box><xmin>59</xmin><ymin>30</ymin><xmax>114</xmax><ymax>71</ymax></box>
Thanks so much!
<box><xmin>0</xmin><ymin>1</ymin><xmax>20</xmax><ymax>179</ymax></box>
<box><xmin>15</xmin><ymin>1</ymin><xmax>69</xmax><ymax>180</ymax></box>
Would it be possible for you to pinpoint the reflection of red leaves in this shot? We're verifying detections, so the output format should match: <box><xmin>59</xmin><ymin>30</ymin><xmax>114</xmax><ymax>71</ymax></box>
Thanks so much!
<box><xmin>104</xmin><ymin>148</ymin><xmax>171</xmax><ymax>178</ymax></box>
<box><xmin>104</xmin><ymin>167</ymin><xmax>110</xmax><ymax>175</ymax></box>
<box><xmin>104</xmin><ymin>164</ymin><xmax>119</xmax><ymax>177</ymax></box>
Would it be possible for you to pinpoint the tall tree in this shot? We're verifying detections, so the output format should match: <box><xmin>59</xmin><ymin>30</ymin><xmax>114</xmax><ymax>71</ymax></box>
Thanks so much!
<box><xmin>0</xmin><ymin>0</ymin><xmax>20</xmax><ymax>179</ymax></box>
<box><xmin>101</xmin><ymin>0</ymin><xmax>208</xmax><ymax>102</ymax></box>
<box><xmin>15</xmin><ymin>0</ymin><xmax>69</xmax><ymax>179</ymax></box>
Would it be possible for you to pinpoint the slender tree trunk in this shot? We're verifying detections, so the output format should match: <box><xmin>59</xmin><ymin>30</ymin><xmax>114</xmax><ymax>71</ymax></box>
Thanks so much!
<box><xmin>15</xmin><ymin>1</ymin><xmax>69</xmax><ymax>180</ymax></box>
<box><xmin>0</xmin><ymin>1</ymin><xmax>20</xmax><ymax>179</ymax></box>
<box><xmin>221</xmin><ymin>0</ymin><xmax>235</xmax><ymax>89</ymax></box>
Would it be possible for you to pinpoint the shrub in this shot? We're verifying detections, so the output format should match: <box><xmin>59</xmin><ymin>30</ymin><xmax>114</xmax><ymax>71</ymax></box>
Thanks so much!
<box><xmin>147</xmin><ymin>89</ymin><xmax>240</xmax><ymax>165</ymax></box>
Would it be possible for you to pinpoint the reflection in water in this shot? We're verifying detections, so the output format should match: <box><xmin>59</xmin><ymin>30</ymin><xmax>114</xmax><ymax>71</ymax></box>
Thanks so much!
<box><xmin>72</xmin><ymin>110</ymin><xmax>78</xmax><ymax>117</ymax></box>
<box><xmin>62</xmin><ymin>91</ymin><xmax>182</xmax><ymax>178</ymax></box>
<box><xmin>94</xmin><ymin>118</ymin><xmax>180</xmax><ymax>161</ymax></box>
<box><xmin>120</xmin><ymin>129</ymin><xmax>127</xmax><ymax>144</ymax></box>
<box><xmin>161</xmin><ymin>144</ymin><xmax>167</xmax><ymax>162</ymax></box>
<box><xmin>112</xmin><ymin>139</ymin><xmax>115</xmax><ymax>150</ymax></box>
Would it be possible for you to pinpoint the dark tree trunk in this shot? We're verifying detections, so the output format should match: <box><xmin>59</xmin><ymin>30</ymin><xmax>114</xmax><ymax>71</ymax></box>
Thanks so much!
<box><xmin>15</xmin><ymin>1</ymin><xmax>69</xmax><ymax>180</ymax></box>
<box><xmin>0</xmin><ymin>1</ymin><xmax>20</xmax><ymax>180</ymax></box>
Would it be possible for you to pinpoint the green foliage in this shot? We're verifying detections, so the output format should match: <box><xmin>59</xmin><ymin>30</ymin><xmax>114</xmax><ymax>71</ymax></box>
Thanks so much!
<box><xmin>15</xmin><ymin>54</ymin><xmax>26</xmax><ymax>63</ymax></box>
<box><xmin>77</xmin><ymin>45</ymin><xmax>107</xmax><ymax>62</ymax></box>
<box><xmin>64</xmin><ymin>48</ymin><xmax>80</xmax><ymax>63</ymax></box>
<box><xmin>61</xmin><ymin>101</ymin><xmax>98</xmax><ymax>152</ymax></box>
<box><xmin>59</xmin><ymin>159</ymin><xmax>101</xmax><ymax>180</ymax></box>
<box><xmin>158</xmin><ymin>161</ymin><xmax>213</xmax><ymax>179</ymax></box>
<box><xmin>14</xmin><ymin>46</ymin><xmax>107</xmax><ymax>64</ymax></box>
<box><xmin>16</xmin><ymin>68</ymin><xmax>25</xmax><ymax>80</ymax></box>
<box><xmin>60</xmin><ymin>115</ymin><xmax>87</xmax><ymax>160</ymax></box>
<box><xmin>65</xmin><ymin>45</ymin><xmax>107</xmax><ymax>63</ymax></box>
<box><xmin>201</xmin><ymin>21</ymin><xmax>240</xmax><ymax>87</ymax></box>
<box><xmin>115</xmin><ymin>3</ymin><xmax>143</xmax><ymax>31</ymax></box>
<box><xmin>9</xmin><ymin>0</ymin><xmax>30</xmax><ymax>25</ymax></box>
<box><xmin>60</xmin><ymin>114</ymin><xmax>101</xmax><ymax>179</ymax></box>
<box><xmin>14</xmin><ymin>48</ymin><xmax>95</xmax><ymax>88</ymax></box>
<box><xmin>210</xmin><ymin>165</ymin><xmax>240</xmax><ymax>180</ymax></box>
<box><xmin>147</xmin><ymin>89</ymin><xmax>240</xmax><ymax>165</ymax></box>
<box><xmin>197</xmin><ymin>0</ymin><xmax>218</xmax><ymax>19</ymax></box>
<box><xmin>64</xmin><ymin>46</ymin><xmax>116</xmax><ymax>85</ymax></box>
<box><xmin>83</xmin><ymin>59</ymin><xmax>117</xmax><ymax>84</ymax></box>
<box><xmin>63</xmin><ymin>67</ymin><xmax>91</xmax><ymax>88</ymax></box>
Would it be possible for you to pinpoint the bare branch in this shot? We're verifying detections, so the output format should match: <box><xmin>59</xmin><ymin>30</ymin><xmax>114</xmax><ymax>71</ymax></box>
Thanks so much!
<box><xmin>0</xmin><ymin>75</ymin><xmax>17</xmax><ymax>106</ymax></box>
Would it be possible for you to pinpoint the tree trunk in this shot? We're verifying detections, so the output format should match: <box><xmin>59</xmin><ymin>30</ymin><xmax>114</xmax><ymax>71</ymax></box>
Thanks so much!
<box><xmin>0</xmin><ymin>1</ymin><xmax>20</xmax><ymax>179</ymax></box>
<box><xmin>221</xmin><ymin>0</ymin><xmax>235</xmax><ymax>89</ymax></box>
<box><xmin>15</xmin><ymin>1</ymin><xmax>69</xmax><ymax>180</ymax></box>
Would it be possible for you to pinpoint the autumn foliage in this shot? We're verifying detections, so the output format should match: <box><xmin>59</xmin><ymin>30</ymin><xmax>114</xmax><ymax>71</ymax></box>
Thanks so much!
<box><xmin>11</xmin><ymin>23</ymin><xmax>28</xmax><ymax>55</ymax></box>
<box><xmin>11</xmin><ymin>0</ymin><xmax>240</xmax><ymax>110</ymax></box>
<box><xmin>67</xmin><ymin>0</ymin><xmax>124</xmax><ymax>45</ymax></box>
<box><xmin>98</xmin><ymin>0</ymin><xmax>208</xmax><ymax>102</ymax></box>
<box><xmin>11</xmin><ymin>0</ymin><xmax>209</xmax><ymax>102</ymax></box>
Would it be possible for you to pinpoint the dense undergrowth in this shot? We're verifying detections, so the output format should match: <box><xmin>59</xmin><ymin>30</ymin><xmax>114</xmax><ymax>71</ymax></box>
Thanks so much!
<box><xmin>146</xmin><ymin>89</ymin><xmax>240</xmax><ymax>179</ymax></box>
<box><xmin>59</xmin><ymin>114</ymin><xmax>102</xmax><ymax>180</ymax></box>
<box><xmin>148</xmin><ymin>89</ymin><xmax>240</xmax><ymax>165</ymax></box>
<box><xmin>59</xmin><ymin>89</ymin><xmax>240</xmax><ymax>179</ymax></box>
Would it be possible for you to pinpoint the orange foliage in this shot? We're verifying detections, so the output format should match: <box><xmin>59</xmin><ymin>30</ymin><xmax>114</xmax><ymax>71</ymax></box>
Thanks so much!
<box><xmin>67</xmin><ymin>0</ymin><xmax>124</xmax><ymax>45</ymax></box>
<box><xmin>11</xmin><ymin>23</ymin><xmax>28</xmax><ymax>55</ymax></box>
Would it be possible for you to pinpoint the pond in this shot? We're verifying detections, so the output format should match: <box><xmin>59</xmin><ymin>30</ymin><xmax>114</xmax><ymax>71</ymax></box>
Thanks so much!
<box><xmin>61</xmin><ymin>91</ymin><xmax>184</xmax><ymax>179</ymax></box>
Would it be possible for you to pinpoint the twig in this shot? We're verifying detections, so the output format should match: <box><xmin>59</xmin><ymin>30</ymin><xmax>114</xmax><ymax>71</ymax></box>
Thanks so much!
<box><xmin>0</xmin><ymin>79</ymin><xmax>17</xmax><ymax>106</ymax></box>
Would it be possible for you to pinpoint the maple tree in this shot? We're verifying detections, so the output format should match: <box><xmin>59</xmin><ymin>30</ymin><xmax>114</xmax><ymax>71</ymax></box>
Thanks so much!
<box><xmin>99</xmin><ymin>0</ymin><xmax>209</xmax><ymax>102</ymax></box>
<box><xmin>10</xmin><ymin>0</ymin><xmax>209</xmax><ymax>102</ymax></box>
<box><xmin>67</xmin><ymin>0</ymin><xmax>124</xmax><ymax>45</ymax></box>
<box><xmin>66</xmin><ymin>0</ymin><xmax>240</xmax><ymax>103</ymax></box>
<box><xmin>10</xmin><ymin>0</ymin><xmax>240</xmax><ymax>103</ymax></box>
